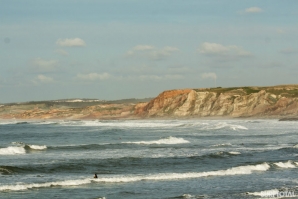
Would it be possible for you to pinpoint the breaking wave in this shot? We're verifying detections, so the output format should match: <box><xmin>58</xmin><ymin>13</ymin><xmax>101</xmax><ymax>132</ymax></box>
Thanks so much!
<box><xmin>59</xmin><ymin>120</ymin><xmax>183</xmax><ymax>128</ymax></box>
<box><xmin>274</xmin><ymin>161</ymin><xmax>296</xmax><ymax>168</ymax></box>
<box><xmin>27</xmin><ymin>145</ymin><xmax>47</xmax><ymax>150</ymax></box>
<box><xmin>0</xmin><ymin>163</ymin><xmax>269</xmax><ymax>191</ymax></box>
<box><xmin>228</xmin><ymin>151</ymin><xmax>241</xmax><ymax>155</ymax></box>
<box><xmin>0</xmin><ymin>143</ymin><xmax>47</xmax><ymax>155</ymax></box>
<box><xmin>3</xmin><ymin>160</ymin><xmax>297</xmax><ymax>192</ymax></box>
<box><xmin>0</xmin><ymin>178</ymin><xmax>91</xmax><ymax>191</ymax></box>
<box><xmin>12</xmin><ymin>142</ymin><xmax>47</xmax><ymax>150</ymax></box>
<box><xmin>0</xmin><ymin>147</ymin><xmax>26</xmax><ymax>155</ymax></box>
<box><xmin>203</xmin><ymin>122</ymin><xmax>248</xmax><ymax>131</ymax></box>
<box><xmin>122</xmin><ymin>136</ymin><xmax>189</xmax><ymax>145</ymax></box>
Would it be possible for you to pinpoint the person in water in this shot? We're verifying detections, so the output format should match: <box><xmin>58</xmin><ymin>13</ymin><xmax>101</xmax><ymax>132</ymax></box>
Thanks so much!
<box><xmin>94</xmin><ymin>173</ymin><xmax>98</xmax><ymax>178</ymax></box>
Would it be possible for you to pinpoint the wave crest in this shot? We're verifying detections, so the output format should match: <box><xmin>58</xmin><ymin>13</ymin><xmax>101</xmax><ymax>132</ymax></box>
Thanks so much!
<box><xmin>203</xmin><ymin>122</ymin><xmax>248</xmax><ymax>131</ymax></box>
<box><xmin>0</xmin><ymin>162</ymin><xmax>272</xmax><ymax>191</ymax></box>
<box><xmin>123</xmin><ymin>136</ymin><xmax>189</xmax><ymax>145</ymax></box>
<box><xmin>27</xmin><ymin>145</ymin><xmax>47</xmax><ymax>150</ymax></box>
<box><xmin>0</xmin><ymin>147</ymin><xmax>26</xmax><ymax>155</ymax></box>
<box><xmin>274</xmin><ymin>161</ymin><xmax>296</xmax><ymax>168</ymax></box>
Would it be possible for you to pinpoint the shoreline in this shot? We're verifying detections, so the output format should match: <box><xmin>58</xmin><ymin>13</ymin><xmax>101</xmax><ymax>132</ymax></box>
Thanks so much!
<box><xmin>0</xmin><ymin>115</ymin><xmax>296</xmax><ymax>122</ymax></box>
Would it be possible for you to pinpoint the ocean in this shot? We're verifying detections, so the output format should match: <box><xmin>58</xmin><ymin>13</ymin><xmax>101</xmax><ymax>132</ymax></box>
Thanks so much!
<box><xmin>0</xmin><ymin>119</ymin><xmax>297</xmax><ymax>199</ymax></box>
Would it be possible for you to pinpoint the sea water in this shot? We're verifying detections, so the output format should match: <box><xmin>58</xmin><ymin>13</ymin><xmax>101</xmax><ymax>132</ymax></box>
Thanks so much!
<box><xmin>0</xmin><ymin>119</ymin><xmax>297</xmax><ymax>199</ymax></box>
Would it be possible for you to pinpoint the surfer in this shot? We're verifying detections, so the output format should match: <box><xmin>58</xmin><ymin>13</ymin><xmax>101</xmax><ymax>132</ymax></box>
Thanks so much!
<box><xmin>94</xmin><ymin>173</ymin><xmax>98</xmax><ymax>178</ymax></box>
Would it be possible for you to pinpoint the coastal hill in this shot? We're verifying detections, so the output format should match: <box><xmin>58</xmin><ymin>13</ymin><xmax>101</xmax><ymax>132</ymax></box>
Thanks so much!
<box><xmin>1</xmin><ymin>85</ymin><xmax>298</xmax><ymax>119</ymax></box>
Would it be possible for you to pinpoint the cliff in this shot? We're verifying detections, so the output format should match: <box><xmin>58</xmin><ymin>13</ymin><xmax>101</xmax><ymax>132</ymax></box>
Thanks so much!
<box><xmin>1</xmin><ymin>85</ymin><xmax>298</xmax><ymax>119</ymax></box>
<box><xmin>136</xmin><ymin>85</ymin><xmax>298</xmax><ymax>118</ymax></box>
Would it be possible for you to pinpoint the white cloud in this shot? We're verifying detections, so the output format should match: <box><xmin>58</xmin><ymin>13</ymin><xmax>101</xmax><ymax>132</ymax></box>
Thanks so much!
<box><xmin>31</xmin><ymin>58</ymin><xmax>58</xmax><ymax>72</ymax></box>
<box><xmin>245</xmin><ymin>7</ymin><xmax>263</xmax><ymax>13</ymax></box>
<box><xmin>138</xmin><ymin>74</ymin><xmax>184</xmax><ymax>81</ymax></box>
<box><xmin>37</xmin><ymin>74</ymin><xmax>54</xmax><ymax>83</ymax></box>
<box><xmin>55</xmin><ymin>49</ymin><xmax>69</xmax><ymax>56</ymax></box>
<box><xmin>56</xmin><ymin>38</ymin><xmax>86</xmax><ymax>47</ymax></box>
<box><xmin>201</xmin><ymin>72</ymin><xmax>217</xmax><ymax>80</ymax></box>
<box><xmin>77</xmin><ymin>72</ymin><xmax>111</xmax><ymax>81</ymax></box>
<box><xmin>199</xmin><ymin>43</ymin><xmax>229</xmax><ymax>55</ymax></box>
<box><xmin>280</xmin><ymin>47</ymin><xmax>296</xmax><ymax>54</ymax></box>
<box><xmin>199</xmin><ymin>42</ymin><xmax>252</xmax><ymax>58</ymax></box>
<box><xmin>126</xmin><ymin>45</ymin><xmax>179</xmax><ymax>60</ymax></box>
<box><xmin>133</xmin><ymin>45</ymin><xmax>155</xmax><ymax>51</ymax></box>
<box><xmin>277</xmin><ymin>28</ymin><xmax>286</xmax><ymax>34</ymax></box>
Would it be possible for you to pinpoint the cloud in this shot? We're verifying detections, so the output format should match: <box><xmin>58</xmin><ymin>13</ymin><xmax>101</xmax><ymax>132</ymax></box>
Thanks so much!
<box><xmin>133</xmin><ymin>45</ymin><xmax>155</xmax><ymax>51</ymax></box>
<box><xmin>126</xmin><ymin>45</ymin><xmax>179</xmax><ymax>60</ymax></box>
<box><xmin>138</xmin><ymin>74</ymin><xmax>184</xmax><ymax>81</ymax></box>
<box><xmin>201</xmin><ymin>72</ymin><xmax>217</xmax><ymax>80</ymax></box>
<box><xmin>244</xmin><ymin>7</ymin><xmax>263</xmax><ymax>13</ymax></box>
<box><xmin>55</xmin><ymin>49</ymin><xmax>69</xmax><ymax>56</ymax></box>
<box><xmin>280</xmin><ymin>47</ymin><xmax>296</xmax><ymax>54</ymax></box>
<box><xmin>76</xmin><ymin>72</ymin><xmax>111</xmax><ymax>81</ymax></box>
<box><xmin>37</xmin><ymin>74</ymin><xmax>54</xmax><ymax>83</ymax></box>
<box><xmin>31</xmin><ymin>58</ymin><xmax>58</xmax><ymax>72</ymax></box>
<box><xmin>199</xmin><ymin>42</ymin><xmax>252</xmax><ymax>60</ymax></box>
<box><xmin>56</xmin><ymin>38</ymin><xmax>86</xmax><ymax>47</ymax></box>
<box><xmin>277</xmin><ymin>28</ymin><xmax>286</xmax><ymax>34</ymax></box>
<box><xmin>199</xmin><ymin>43</ymin><xmax>229</xmax><ymax>55</ymax></box>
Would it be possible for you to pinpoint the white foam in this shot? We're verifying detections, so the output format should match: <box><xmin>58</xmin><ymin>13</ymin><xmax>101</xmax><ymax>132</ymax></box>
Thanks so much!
<box><xmin>0</xmin><ymin>146</ymin><xmax>26</xmax><ymax>155</ymax></box>
<box><xmin>123</xmin><ymin>136</ymin><xmax>189</xmax><ymax>145</ymax></box>
<box><xmin>0</xmin><ymin>178</ymin><xmax>91</xmax><ymax>191</ymax></box>
<box><xmin>182</xmin><ymin>194</ymin><xmax>193</xmax><ymax>198</ymax></box>
<box><xmin>33</xmin><ymin>121</ymin><xmax>59</xmax><ymax>125</ymax></box>
<box><xmin>0</xmin><ymin>163</ymin><xmax>270</xmax><ymax>191</ymax></box>
<box><xmin>94</xmin><ymin>163</ymin><xmax>270</xmax><ymax>183</ymax></box>
<box><xmin>28</xmin><ymin>145</ymin><xmax>47</xmax><ymax>150</ymax></box>
<box><xmin>212</xmin><ymin>143</ymin><xmax>232</xmax><ymax>147</ymax></box>
<box><xmin>11</xmin><ymin>141</ymin><xmax>25</xmax><ymax>145</ymax></box>
<box><xmin>274</xmin><ymin>161</ymin><xmax>296</xmax><ymax>168</ymax></box>
<box><xmin>0</xmin><ymin>120</ymin><xmax>18</xmax><ymax>125</ymax></box>
<box><xmin>11</xmin><ymin>142</ymin><xmax>47</xmax><ymax>150</ymax></box>
<box><xmin>229</xmin><ymin>151</ymin><xmax>241</xmax><ymax>155</ymax></box>
<box><xmin>60</xmin><ymin>120</ymin><xmax>183</xmax><ymax>128</ymax></box>
<box><xmin>293</xmin><ymin>144</ymin><xmax>298</xmax><ymax>149</ymax></box>
<box><xmin>203</xmin><ymin>122</ymin><xmax>248</xmax><ymax>130</ymax></box>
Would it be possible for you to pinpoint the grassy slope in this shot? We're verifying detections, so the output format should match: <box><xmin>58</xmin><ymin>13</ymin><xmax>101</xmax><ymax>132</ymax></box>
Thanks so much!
<box><xmin>194</xmin><ymin>85</ymin><xmax>298</xmax><ymax>98</ymax></box>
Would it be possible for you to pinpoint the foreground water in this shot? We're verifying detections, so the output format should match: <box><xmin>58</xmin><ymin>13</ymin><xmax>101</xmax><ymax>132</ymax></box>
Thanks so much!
<box><xmin>0</xmin><ymin>119</ymin><xmax>297</xmax><ymax>199</ymax></box>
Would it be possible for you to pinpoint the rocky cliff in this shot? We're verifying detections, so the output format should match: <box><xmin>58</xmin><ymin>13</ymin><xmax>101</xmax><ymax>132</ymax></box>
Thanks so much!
<box><xmin>1</xmin><ymin>85</ymin><xmax>298</xmax><ymax>119</ymax></box>
<box><xmin>136</xmin><ymin>85</ymin><xmax>298</xmax><ymax>118</ymax></box>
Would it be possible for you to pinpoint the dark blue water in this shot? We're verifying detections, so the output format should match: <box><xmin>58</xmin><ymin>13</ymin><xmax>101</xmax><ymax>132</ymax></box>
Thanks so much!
<box><xmin>0</xmin><ymin>119</ymin><xmax>298</xmax><ymax>199</ymax></box>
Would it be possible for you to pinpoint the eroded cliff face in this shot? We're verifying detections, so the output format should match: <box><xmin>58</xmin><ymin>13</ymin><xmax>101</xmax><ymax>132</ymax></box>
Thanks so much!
<box><xmin>1</xmin><ymin>85</ymin><xmax>298</xmax><ymax>119</ymax></box>
<box><xmin>136</xmin><ymin>86</ymin><xmax>298</xmax><ymax>118</ymax></box>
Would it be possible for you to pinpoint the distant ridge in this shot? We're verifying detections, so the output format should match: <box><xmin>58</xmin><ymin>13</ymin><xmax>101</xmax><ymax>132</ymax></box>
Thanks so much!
<box><xmin>0</xmin><ymin>85</ymin><xmax>297</xmax><ymax>119</ymax></box>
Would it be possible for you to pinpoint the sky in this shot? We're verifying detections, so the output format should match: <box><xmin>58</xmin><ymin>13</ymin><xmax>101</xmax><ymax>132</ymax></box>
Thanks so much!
<box><xmin>1</xmin><ymin>0</ymin><xmax>298</xmax><ymax>103</ymax></box>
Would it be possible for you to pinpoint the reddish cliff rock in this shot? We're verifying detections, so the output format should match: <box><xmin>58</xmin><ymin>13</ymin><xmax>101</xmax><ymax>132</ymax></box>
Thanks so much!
<box><xmin>1</xmin><ymin>85</ymin><xmax>298</xmax><ymax>119</ymax></box>
<box><xmin>135</xmin><ymin>85</ymin><xmax>298</xmax><ymax>118</ymax></box>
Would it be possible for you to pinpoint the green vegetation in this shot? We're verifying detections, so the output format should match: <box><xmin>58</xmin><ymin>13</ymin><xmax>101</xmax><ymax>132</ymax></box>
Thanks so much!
<box><xmin>266</xmin><ymin>89</ymin><xmax>298</xmax><ymax>98</ymax></box>
<box><xmin>194</xmin><ymin>85</ymin><xmax>298</xmax><ymax>98</ymax></box>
